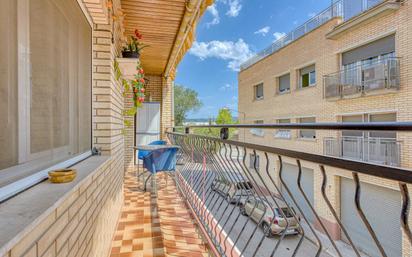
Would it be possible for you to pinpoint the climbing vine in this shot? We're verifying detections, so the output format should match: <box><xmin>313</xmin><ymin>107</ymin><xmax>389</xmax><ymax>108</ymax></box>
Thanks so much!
<box><xmin>114</xmin><ymin>59</ymin><xmax>146</xmax><ymax>127</ymax></box>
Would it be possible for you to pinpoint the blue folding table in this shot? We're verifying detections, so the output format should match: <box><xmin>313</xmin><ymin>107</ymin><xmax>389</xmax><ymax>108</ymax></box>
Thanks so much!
<box><xmin>133</xmin><ymin>145</ymin><xmax>180</xmax><ymax>192</ymax></box>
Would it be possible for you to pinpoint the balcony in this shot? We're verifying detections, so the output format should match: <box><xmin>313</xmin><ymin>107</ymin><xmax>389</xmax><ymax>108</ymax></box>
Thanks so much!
<box><xmin>1</xmin><ymin>1</ymin><xmax>411</xmax><ymax>257</ymax></box>
<box><xmin>324</xmin><ymin>57</ymin><xmax>400</xmax><ymax>100</ymax></box>
<box><xmin>324</xmin><ymin>136</ymin><xmax>401</xmax><ymax>166</ymax></box>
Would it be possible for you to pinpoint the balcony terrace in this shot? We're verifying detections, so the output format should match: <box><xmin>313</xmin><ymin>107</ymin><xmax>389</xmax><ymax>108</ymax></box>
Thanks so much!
<box><xmin>1</xmin><ymin>1</ymin><xmax>412</xmax><ymax>257</ymax></box>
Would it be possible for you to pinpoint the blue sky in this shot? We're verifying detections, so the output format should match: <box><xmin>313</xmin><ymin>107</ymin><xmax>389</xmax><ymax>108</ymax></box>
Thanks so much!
<box><xmin>175</xmin><ymin>0</ymin><xmax>332</xmax><ymax>119</ymax></box>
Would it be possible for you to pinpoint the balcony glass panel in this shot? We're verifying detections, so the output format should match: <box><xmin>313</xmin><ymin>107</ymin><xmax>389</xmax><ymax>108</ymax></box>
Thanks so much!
<box><xmin>324</xmin><ymin>57</ymin><xmax>400</xmax><ymax>99</ymax></box>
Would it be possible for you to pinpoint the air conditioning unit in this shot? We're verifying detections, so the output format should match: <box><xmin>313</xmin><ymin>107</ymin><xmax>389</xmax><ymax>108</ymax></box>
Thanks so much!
<box><xmin>363</xmin><ymin>63</ymin><xmax>385</xmax><ymax>91</ymax></box>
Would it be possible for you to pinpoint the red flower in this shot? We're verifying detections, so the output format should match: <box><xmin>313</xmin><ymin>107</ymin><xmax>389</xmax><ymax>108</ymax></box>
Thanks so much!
<box><xmin>139</xmin><ymin>68</ymin><xmax>144</xmax><ymax>74</ymax></box>
<box><xmin>140</xmin><ymin>88</ymin><xmax>145</xmax><ymax>93</ymax></box>
<box><xmin>134</xmin><ymin>29</ymin><xmax>143</xmax><ymax>39</ymax></box>
<box><xmin>139</xmin><ymin>78</ymin><xmax>145</xmax><ymax>83</ymax></box>
<box><xmin>133</xmin><ymin>88</ymin><xmax>138</xmax><ymax>93</ymax></box>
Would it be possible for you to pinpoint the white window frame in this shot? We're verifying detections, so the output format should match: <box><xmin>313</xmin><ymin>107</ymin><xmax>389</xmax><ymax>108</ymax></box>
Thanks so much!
<box><xmin>0</xmin><ymin>0</ymin><xmax>93</xmax><ymax>202</ymax></box>
<box><xmin>275</xmin><ymin>118</ymin><xmax>291</xmax><ymax>139</ymax></box>
<box><xmin>299</xmin><ymin>65</ymin><xmax>316</xmax><ymax>89</ymax></box>
<box><xmin>298</xmin><ymin>117</ymin><xmax>316</xmax><ymax>139</ymax></box>
<box><xmin>250</xmin><ymin>120</ymin><xmax>264</xmax><ymax>137</ymax></box>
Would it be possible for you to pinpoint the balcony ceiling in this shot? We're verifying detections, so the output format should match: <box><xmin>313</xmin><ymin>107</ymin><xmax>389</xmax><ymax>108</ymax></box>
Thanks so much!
<box><xmin>121</xmin><ymin>0</ymin><xmax>187</xmax><ymax>75</ymax></box>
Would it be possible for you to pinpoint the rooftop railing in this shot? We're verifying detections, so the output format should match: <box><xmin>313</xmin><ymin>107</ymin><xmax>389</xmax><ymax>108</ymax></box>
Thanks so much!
<box><xmin>240</xmin><ymin>0</ymin><xmax>386</xmax><ymax>71</ymax></box>
<box><xmin>167</xmin><ymin>122</ymin><xmax>412</xmax><ymax>257</ymax></box>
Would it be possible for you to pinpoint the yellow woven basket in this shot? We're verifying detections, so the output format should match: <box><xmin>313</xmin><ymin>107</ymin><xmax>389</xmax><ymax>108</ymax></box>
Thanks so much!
<box><xmin>48</xmin><ymin>169</ymin><xmax>77</xmax><ymax>183</ymax></box>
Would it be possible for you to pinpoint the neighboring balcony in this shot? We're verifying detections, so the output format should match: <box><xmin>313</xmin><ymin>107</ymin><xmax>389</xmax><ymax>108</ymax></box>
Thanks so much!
<box><xmin>324</xmin><ymin>136</ymin><xmax>401</xmax><ymax>166</ymax></box>
<box><xmin>323</xmin><ymin>57</ymin><xmax>400</xmax><ymax>100</ymax></box>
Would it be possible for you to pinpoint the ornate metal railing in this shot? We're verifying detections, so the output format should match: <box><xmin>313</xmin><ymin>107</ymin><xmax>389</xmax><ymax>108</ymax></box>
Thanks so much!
<box><xmin>167</xmin><ymin>122</ymin><xmax>412</xmax><ymax>257</ymax></box>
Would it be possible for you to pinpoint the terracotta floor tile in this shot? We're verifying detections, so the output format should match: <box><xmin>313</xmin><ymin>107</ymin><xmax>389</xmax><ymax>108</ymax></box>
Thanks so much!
<box><xmin>110</xmin><ymin>171</ymin><xmax>208</xmax><ymax>257</ymax></box>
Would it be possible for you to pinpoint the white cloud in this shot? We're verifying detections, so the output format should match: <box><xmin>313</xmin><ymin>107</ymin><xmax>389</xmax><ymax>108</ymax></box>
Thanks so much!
<box><xmin>217</xmin><ymin>0</ymin><xmax>242</xmax><ymax>17</ymax></box>
<box><xmin>219</xmin><ymin>83</ymin><xmax>234</xmax><ymax>91</ymax></box>
<box><xmin>189</xmin><ymin>39</ymin><xmax>254</xmax><ymax>71</ymax></box>
<box><xmin>254</xmin><ymin>26</ymin><xmax>270</xmax><ymax>36</ymax></box>
<box><xmin>226</xmin><ymin>0</ymin><xmax>242</xmax><ymax>17</ymax></box>
<box><xmin>273</xmin><ymin>32</ymin><xmax>286</xmax><ymax>41</ymax></box>
<box><xmin>206</xmin><ymin>4</ymin><xmax>220</xmax><ymax>27</ymax></box>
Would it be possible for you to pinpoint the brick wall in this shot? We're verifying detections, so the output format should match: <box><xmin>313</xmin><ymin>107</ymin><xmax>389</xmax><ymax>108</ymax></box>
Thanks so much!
<box><xmin>1</xmin><ymin>1</ymin><xmax>126</xmax><ymax>257</ymax></box>
<box><xmin>4</xmin><ymin>158</ymin><xmax>123</xmax><ymax>257</ymax></box>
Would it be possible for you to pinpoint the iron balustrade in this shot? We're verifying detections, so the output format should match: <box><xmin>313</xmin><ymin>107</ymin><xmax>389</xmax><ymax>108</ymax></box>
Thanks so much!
<box><xmin>324</xmin><ymin>57</ymin><xmax>400</xmax><ymax>99</ymax></box>
<box><xmin>167</xmin><ymin>122</ymin><xmax>412</xmax><ymax>257</ymax></box>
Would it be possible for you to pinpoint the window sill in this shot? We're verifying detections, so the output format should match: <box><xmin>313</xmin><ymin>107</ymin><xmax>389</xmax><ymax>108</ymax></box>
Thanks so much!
<box><xmin>275</xmin><ymin>91</ymin><xmax>291</xmax><ymax>96</ymax></box>
<box><xmin>296</xmin><ymin>84</ymin><xmax>317</xmax><ymax>91</ymax></box>
<box><xmin>274</xmin><ymin>136</ymin><xmax>292</xmax><ymax>140</ymax></box>
<box><xmin>297</xmin><ymin>137</ymin><xmax>317</xmax><ymax>142</ymax></box>
<box><xmin>0</xmin><ymin>155</ymin><xmax>110</xmax><ymax>255</ymax></box>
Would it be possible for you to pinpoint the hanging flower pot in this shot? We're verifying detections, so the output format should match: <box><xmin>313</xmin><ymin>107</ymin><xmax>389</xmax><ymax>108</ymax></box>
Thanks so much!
<box><xmin>122</xmin><ymin>51</ymin><xmax>140</xmax><ymax>58</ymax></box>
<box><xmin>121</xmin><ymin>29</ymin><xmax>148</xmax><ymax>59</ymax></box>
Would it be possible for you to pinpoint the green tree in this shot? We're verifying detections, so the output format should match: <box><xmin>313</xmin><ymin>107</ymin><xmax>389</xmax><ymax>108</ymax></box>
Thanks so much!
<box><xmin>194</xmin><ymin>108</ymin><xmax>237</xmax><ymax>138</ymax></box>
<box><xmin>174</xmin><ymin>85</ymin><xmax>202</xmax><ymax>126</ymax></box>
<box><xmin>216</xmin><ymin>108</ymin><xmax>234</xmax><ymax>125</ymax></box>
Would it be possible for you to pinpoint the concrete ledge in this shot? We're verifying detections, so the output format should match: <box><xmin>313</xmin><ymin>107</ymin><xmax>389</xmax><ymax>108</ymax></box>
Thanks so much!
<box><xmin>0</xmin><ymin>156</ymin><xmax>111</xmax><ymax>256</ymax></box>
<box><xmin>326</xmin><ymin>0</ymin><xmax>401</xmax><ymax>39</ymax></box>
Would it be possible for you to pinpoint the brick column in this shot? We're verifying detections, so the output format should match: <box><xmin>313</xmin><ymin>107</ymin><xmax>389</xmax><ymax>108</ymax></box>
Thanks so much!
<box><xmin>117</xmin><ymin>58</ymin><xmax>140</xmax><ymax>172</ymax></box>
<box><xmin>161</xmin><ymin>76</ymin><xmax>174</xmax><ymax>140</ymax></box>
<box><xmin>92</xmin><ymin>24</ymin><xmax>124</xmax><ymax>157</ymax></box>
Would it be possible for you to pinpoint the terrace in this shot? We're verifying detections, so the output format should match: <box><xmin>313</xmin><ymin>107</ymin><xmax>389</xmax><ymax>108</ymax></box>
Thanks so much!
<box><xmin>0</xmin><ymin>1</ymin><xmax>411</xmax><ymax>257</ymax></box>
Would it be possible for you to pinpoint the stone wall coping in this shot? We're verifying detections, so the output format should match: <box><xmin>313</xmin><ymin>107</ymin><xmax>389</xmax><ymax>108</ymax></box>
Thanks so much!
<box><xmin>0</xmin><ymin>156</ymin><xmax>111</xmax><ymax>256</ymax></box>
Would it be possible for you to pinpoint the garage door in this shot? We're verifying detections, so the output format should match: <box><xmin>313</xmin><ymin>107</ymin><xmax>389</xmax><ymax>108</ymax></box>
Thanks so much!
<box><xmin>341</xmin><ymin>178</ymin><xmax>401</xmax><ymax>257</ymax></box>
<box><xmin>281</xmin><ymin>164</ymin><xmax>315</xmax><ymax>223</ymax></box>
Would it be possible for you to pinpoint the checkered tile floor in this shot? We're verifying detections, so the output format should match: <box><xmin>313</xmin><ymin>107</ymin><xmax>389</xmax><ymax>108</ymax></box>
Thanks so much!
<box><xmin>110</xmin><ymin>170</ymin><xmax>209</xmax><ymax>257</ymax></box>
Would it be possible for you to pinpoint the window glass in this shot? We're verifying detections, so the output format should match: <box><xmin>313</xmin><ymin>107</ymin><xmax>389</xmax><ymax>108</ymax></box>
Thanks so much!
<box><xmin>257</xmin><ymin>202</ymin><xmax>266</xmax><ymax>211</ymax></box>
<box><xmin>0</xmin><ymin>0</ymin><xmax>92</xmax><ymax>187</ymax></box>
<box><xmin>369</xmin><ymin>113</ymin><xmax>396</xmax><ymax>138</ymax></box>
<box><xmin>299</xmin><ymin>117</ymin><xmax>316</xmax><ymax>139</ymax></box>
<box><xmin>251</xmin><ymin>120</ymin><xmax>264</xmax><ymax>137</ymax></box>
<box><xmin>309</xmin><ymin>71</ymin><xmax>316</xmax><ymax>85</ymax></box>
<box><xmin>299</xmin><ymin>65</ymin><xmax>316</xmax><ymax>88</ymax></box>
<box><xmin>278</xmin><ymin>74</ymin><xmax>290</xmax><ymax>93</ymax></box>
<box><xmin>342</xmin><ymin>115</ymin><xmax>364</xmax><ymax>137</ymax></box>
<box><xmin>276</xmin><ymin>208</ymin><xmax>294</xmax><ymax>218</ymax></box>
<box><xmin>254</xmin><ymin>83</ymin><xmax>264</xmax><ymax>99</ymax></box>
<box><xmin>0</xmin><ymin>0</ymin><xmax>18</xmax><ymax>171</ymax></box>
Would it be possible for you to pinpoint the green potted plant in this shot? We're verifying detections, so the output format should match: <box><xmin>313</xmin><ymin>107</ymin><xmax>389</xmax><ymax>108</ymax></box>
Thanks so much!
<box><xmin>122</xmin><ymin>29</ymin><xmax>148</xmax><ymax>58</ymax></box>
